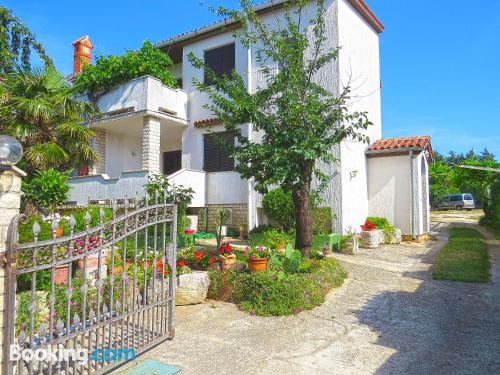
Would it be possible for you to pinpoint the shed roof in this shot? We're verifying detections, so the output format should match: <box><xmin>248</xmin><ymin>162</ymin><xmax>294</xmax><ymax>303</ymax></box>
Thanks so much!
<box><xmin>367</xmin><ymin>136</ymin><xmax>435</xmax><ymax>161</ymax></box>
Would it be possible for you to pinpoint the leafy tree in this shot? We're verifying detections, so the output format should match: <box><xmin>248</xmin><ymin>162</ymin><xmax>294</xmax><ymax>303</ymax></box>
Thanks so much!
<box><xmin>429</xmin><ymin>161</ymin><xmax>456</xmax><ymax>201</ymax></box>
<box><xmin>188</xmin><ymin>0</ymin><xmax>371</xmax><ymax>256</ymax></box>
<box><xmin>452</xmin><ymin>158</ymin><xmax>499</xmax><ymax>206</ymax></box>
<box><xmin>0</xmin><ymin>66</ymin><xmax>98</xmax><ymax>174</ymax></box>
<box><xmin>0</xmin><ymin>6</ymin><xmax>52</xmax><ymax>73</ymax></box>
<box><xmin>74</xmin><ymin>41</ymin><xmax>177</xmax><ymax>97</ymax></box>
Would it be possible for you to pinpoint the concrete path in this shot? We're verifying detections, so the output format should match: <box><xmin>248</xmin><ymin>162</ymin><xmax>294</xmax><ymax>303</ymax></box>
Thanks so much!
<box><xmin>130</xmin><ymin>212</ymin><xmax>500</xmax><ymax>374</ymax></box>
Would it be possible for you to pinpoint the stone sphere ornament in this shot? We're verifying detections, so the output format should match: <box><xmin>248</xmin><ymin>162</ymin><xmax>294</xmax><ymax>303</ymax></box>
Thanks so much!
<box><xmin>0</xmin><ymin>135</ymin><xmax>23</xmax><ymax>166</ymax></box>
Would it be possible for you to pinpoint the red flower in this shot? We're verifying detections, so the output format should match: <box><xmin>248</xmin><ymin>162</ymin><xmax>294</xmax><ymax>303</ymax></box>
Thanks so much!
<box><xmin>184</xmin><ymin>228</ymin><xmax>195</xmax><ymax>235</ymax></box>
<box><xmin>177</xmin><ymin>259</ymin><xmax>186</xmax><ymax>267</ymax></box>
<box><xmin>361</xmin><ymin>219</ymin><xmax>376</xmax><ymax>231</ymax></box>
<box><xmin>209</xmin><ymin>257</ymin><xmax>217</xmax><ymax>264</ymax></box>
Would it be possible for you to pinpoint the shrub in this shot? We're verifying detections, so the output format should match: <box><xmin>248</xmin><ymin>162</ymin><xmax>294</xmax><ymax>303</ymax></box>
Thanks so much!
<box><xmin>262</xmin><ymin>188</ymin><xmax>295</xmax><ymax>230</ymax></box>
<box><xmin>208</xmin><ymin>259</ymin><xmax>347</xmax><ymax>316</ymax></box>
<box><xmin>263</xmin><ymin>228</ymin><xmax>290</xmax><ymax>250</ymax></box>
<box><xmin>312</xmin><ymin>207</ymin><xmax>333</xmax><ymax>235</ymax></box>
<box><xmin>75</xmin><ymin>41</ymin><xmax>177</xmax><ymax>95</ymax></box>
<box><xmin>366</xmin><ymin>216</ymin><xmax>390</xmax><ymax>229</ymax></box>
<box><xmin>483</xmin><ymin>178</ymin><xmax>500</xmax><ymax>230</ymax></box>
<box><xmin>22</xmin><ymin>169</ymin><xmax>71</xmax><ymax>213</ymax></box>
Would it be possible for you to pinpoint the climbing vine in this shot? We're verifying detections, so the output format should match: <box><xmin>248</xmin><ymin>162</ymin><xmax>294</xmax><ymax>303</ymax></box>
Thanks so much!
<box><xmin>74</xmin><ymin>41</ymin><xmax>178</xmax><ymax>96</ymax></box>
<box><xmin>0</xmin><ymin>6</ymin><xmax>52</xmax><ymax>73</ymax></box>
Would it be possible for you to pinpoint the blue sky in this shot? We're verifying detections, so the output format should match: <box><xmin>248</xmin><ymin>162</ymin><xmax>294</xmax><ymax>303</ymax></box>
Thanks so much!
<box><xmin>3</xmin><ymin>0</ymin><xmax>499</xmax><ymax>157</ymax></box>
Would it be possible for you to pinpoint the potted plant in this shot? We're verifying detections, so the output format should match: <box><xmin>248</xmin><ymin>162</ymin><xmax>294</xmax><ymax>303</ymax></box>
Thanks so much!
<box><xmin>218</xmin><ymin>242</ymin><xmax>236</xmax><ymax>270</ymax></box>
<box><xmin>263</xmin><ymin>228</ymin><xmax>289</xmax><ymax>252</ymax></box>
<box><xmin>214</xmin><ymin>208</ymin><xmax>230</xmax><ymax>249</ymax></box>
<box><xmin>244</xmin><ymin>245</ymin><xmax>271</xmax><ymax>273</ymax></box>
<box><xmin>359</xmin><ymin>219</ymin><xmax>380</xmax><ymax>249</ymax></box>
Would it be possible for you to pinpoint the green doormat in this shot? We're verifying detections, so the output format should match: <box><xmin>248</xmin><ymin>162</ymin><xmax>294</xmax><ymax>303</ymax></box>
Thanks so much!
<box><xmin>122</xmin><ymin>359</ymin><xmax>181</xmax><ymax>375</ymax></box>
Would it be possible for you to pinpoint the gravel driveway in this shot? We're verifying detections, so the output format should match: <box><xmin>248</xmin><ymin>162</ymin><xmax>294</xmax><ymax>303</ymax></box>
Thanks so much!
<box><xmin>132</xmin><ymin>212</ymin><xmax>500</xmax><ymax>374</ymax></box>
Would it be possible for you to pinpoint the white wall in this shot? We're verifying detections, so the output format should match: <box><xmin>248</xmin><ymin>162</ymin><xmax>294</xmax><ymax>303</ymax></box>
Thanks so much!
<box><xmin>207</xmin><ymin>172</ymin><xmax>248</xmax><ymax>204</ymax></box>
<box><xmin>168</xmin><ymin>169</ymin><xmax>206</xmax><ymax>207</ymax></box>
<box><xmin>337</xmin><ymin>0</ymin><xmax>382</xmax><ymax>232</ymax></box>
<box><xmin>105</xmin><ymin>129</ymin><xmax>142</xmax><ymax>178</ymax></box>
<box><xmin>367</xmin><ymin>155</ymin><xmax>412</xmax><ymax>235</ymax></box>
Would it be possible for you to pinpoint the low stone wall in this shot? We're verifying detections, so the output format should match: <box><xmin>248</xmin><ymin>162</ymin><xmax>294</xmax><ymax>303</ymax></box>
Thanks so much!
<box><xmin>198</xmin><ymin>204</ymin><xmax>248</xmax><ymax>233</ymax></box>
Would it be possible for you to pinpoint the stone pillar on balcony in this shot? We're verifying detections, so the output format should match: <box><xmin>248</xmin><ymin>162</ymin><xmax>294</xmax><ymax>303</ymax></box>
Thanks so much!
<box><xmin>91</xmin><ymin>128</ymin><xmax>106</xmax><ymax>175</ymax></box>
<box><xmin>142</xmin><ymin>116</ymin><xmax>161</xmax><ymax>173</ymax></box>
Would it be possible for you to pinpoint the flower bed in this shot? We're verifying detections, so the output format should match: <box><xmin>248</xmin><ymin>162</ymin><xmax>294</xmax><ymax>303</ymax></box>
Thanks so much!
<box><xmin>208</xmin><ymin>258</ymin><xmax>347</xmax><ymax>316</ymax></box>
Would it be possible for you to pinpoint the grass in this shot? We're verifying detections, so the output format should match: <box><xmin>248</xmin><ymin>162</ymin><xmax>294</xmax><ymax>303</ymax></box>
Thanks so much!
<box><xmin>432</xmin><ymin>227</ymin><xmax>491</xmax><ymax>283</ymax></box>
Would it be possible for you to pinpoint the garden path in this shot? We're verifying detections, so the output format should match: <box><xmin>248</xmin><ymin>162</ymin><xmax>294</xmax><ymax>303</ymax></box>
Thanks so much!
<box><xmin>118</xmin><ymin>212</ymin><xmax>500</xmax><ymax>374</ymax></box>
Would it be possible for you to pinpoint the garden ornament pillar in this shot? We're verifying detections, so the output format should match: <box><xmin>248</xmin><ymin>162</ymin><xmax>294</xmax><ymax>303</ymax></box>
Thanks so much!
<box><xmin>142</xmin><ymin>116</ymin><xmax>161</xmax><ymax>173</ymax></box>
<box><xmin>0</xmin><ymin>135</ymin><xmax>25</xmax><ymax>370</ymax></box>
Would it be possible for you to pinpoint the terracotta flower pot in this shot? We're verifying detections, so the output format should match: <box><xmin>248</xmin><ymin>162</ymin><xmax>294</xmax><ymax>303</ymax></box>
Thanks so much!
<box><xmin>55</xmin><ymin>227</ymin><xmax>64</xmax><ymax>238</ymax></box>
<box><xmin>54</xmin><ymin>264</ymin><xmax>69</xmax><ymax>284</ymax></box>
<box><xmin>248</xmin><ymin>257</ymin><xmax>268</xmax><ymax>273</ymax></box>
<box><xmin>220</xmin><ymin>254</ymin><xmax>236</xmax><ymax>270</ymax></box>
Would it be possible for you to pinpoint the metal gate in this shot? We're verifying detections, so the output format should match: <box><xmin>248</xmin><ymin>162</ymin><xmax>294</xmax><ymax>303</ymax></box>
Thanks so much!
<box><xmin>3</xmin><ymin>195</ymin><xmax>177</xmax><ymax>374</ymax></box>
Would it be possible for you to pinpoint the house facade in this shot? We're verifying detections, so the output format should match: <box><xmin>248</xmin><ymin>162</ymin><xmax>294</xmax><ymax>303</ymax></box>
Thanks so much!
<box><xmin>67</xmin><ymin>0</ymin><xmax>431</xmax><ymax>237</ymax></box>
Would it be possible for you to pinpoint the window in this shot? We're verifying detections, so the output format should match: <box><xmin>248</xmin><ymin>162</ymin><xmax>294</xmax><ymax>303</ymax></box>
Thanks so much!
<box><xmin>204</xmin><ymin>43</ymin><xmax>235</xmax><ymax>85</ymax></box>
<box><xmin>163</xmin><ymin>150</ymin><xmax>182</xmax><ymax>175</ymax></box>
<box><xmin>203</xmin><ymin>132</ymin><xmax>234</xmax><ymax>172</ymax></box>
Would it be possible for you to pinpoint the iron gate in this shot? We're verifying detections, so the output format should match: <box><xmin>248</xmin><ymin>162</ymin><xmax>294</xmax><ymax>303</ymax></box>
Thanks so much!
<box><xmin>3</xmin><ymin>195</ymin><xmax>177</xmax><ymax>374</ymax></box>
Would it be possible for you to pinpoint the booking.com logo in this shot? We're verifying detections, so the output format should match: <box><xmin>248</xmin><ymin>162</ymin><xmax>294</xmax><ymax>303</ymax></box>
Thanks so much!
<box><xmin>10</xmin><ymin>345</ymin><xmax>136</xmax><ymax>365</ymax></box>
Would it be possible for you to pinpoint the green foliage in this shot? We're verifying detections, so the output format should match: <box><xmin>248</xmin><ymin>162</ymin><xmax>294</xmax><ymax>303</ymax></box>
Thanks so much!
<box><xmin>143</xmin><ymin>173</ymin><xmax>194</xmax><ymax>235</ymax></box>
<box><xmin>15</xmin><ymin>291</ymin><xmax>47</xmax><ymax>334</ymax></box>
<box><xmin>263</xmin><ymin>227</ymin><xmax>290</xmax><ymax>250</ymax></box>
<box><xmin>430</xmin><ymin>150</ymin><xmax>499</xmax><ymax>206</ymax></box>
<box><xmin>482</xmin><ymin>178</ymin><xmax>500</xmax><ymax>229</ymax></box>
<box><xmin>340</xmin><ymin>233</ymin><xmax>354</xmax><ymax>251</ymax></box>
<box><xmin>75</xmin><ymin>41</ymin><xmax>177</xmax><ymax>95</ymax></box>
<box><xmin>366</xmin><ymin>217</ymin><xmax>390</xmax><ymax>229</ymax></box>
<box><xmin>432</xmin><ymin>227</ymin><xmax>490</xmax><ymax>283</ymax></box>
<box><xmin>0</xmin><ymin>6</ymin><xmax>52</xmax><ymax>73</ymax></box>
<box><xmin>22</xmin><ymin>169</ymin><xmax>71</xmax><ymax>213</ymax></box>
<box><xmin>208</xmin><ymin>259</ymin><xmax>347</xmax><ymax>316</ymax></box>
<box><xmin>188</xmin><ymin>0</ymin><xmax>371</xmax><ymax>254</ymax></box>
<box><xmin>19</xmin><ymin>207</ymin><xmax>113</xmax><ymax>244</ymax></box>
<box><xmin>312</xmin><ymin>207</ymin><xmax>333</xmax><ymax>235</ymax></box>
<box><xmin>0</xmin><ymin>66</ymin><xmax>98</xmax><ymax>173</ymax></box>
<box><xmin>269</xmin><ymin>244</ymin><xmax>303</xmax><ymax>275</ymax></box>
<box><xmin>262</xmin><ymin>188</ymin><xmax>295</xmax><ymax>230</ymax></box>
<box><xmin>214</xmin><ymin>208</ymin><xmax>230</xmax><ymax>249</ymax></box>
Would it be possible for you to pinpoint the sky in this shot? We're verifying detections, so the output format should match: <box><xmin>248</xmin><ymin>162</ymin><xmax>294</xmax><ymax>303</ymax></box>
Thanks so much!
<box><xmin>3</xmin><ymin>0</ymin><xmax>499</xmax><ymax>157</ymax></box>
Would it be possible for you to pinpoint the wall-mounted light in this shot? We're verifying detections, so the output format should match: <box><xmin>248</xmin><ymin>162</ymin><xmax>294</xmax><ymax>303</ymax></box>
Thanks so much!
<box><xmin>0</xmin><ymin>135</ymin><xmax>23</xmax><ymax>168</ymax></box>
<box><xmin>350</xmin><ymin>170</ymin><xmax>358</xmax><ymax>179</ymax></box>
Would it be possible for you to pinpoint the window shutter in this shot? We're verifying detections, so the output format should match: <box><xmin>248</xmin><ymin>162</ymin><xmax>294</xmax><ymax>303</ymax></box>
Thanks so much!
<box><xmin>203</xmin><ymin>132</ymin><xmax>234</xmax><ymax>172</ymax></box>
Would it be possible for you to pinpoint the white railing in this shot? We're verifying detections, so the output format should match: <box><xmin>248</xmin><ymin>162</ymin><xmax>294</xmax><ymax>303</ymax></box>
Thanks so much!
<box><xmin>67</xmin><ymin>170</ymin><xmax>150</xmax><ymax>204</ymax></box>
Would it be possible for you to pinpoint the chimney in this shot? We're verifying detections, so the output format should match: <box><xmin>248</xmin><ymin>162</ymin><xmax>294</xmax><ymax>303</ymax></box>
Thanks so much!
<box><xmin>72</xmin><ymin>35</ymin><xmax>93</xmax><ymax>73</ymax></box>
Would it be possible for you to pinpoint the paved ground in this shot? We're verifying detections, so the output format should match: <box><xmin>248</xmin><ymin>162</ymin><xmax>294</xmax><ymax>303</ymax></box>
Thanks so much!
<box><xmin>127</xmin><ymin>211</ymin><xmax>500</xmax><ymax>374</ymax></box>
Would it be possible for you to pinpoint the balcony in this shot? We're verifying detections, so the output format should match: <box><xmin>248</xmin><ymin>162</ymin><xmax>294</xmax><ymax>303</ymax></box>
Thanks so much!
<box><xmin>85</xmin><ymin>75</ymin><xmax>189</xmax><ymax>126</ymax></box>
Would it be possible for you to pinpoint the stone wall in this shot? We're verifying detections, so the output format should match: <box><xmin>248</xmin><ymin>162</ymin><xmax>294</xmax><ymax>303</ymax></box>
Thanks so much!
<box><xmin>91</xmin><ymin>128</ymin><xmax>106</xmax><ymax>174</ymax></box>
<box><xmin>0</xmin><ymin>167</ymin><xmax>24</xmax><ymax>370</ymax></box>
<box><xmin>198</xmin><ymin>204</ymin><xmax>248</xmax><ymax>233</ymax></box>
<box><xmin>142</xmin><ymin>116</ymin><xmax>161</xmax><ymax>173</ymax></box>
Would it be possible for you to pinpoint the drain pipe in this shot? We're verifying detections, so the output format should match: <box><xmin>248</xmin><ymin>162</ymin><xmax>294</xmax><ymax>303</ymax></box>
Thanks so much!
<box><xmin>409</xmin><ymin>151</ymin><xmax>417</xmax><ymax>240</ymax></box>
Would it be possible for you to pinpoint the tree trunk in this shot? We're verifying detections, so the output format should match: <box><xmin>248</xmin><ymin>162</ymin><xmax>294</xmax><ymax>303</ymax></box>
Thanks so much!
<box><xmin>293</xmin><ymin>163</ymin><xmax>314</xmax><ymax>257</ymax></box>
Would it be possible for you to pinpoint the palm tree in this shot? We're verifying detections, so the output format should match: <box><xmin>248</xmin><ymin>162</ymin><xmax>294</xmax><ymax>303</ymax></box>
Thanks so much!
<box><xmin>0</xmin><ymin>65</ymin><xmax>99</xmax><ymax>174</ymax></box>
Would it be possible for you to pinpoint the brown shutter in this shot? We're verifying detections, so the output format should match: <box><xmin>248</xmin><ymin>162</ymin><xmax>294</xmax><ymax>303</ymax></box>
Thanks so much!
<box><xmin>203</xmin><ymin>132</ymin><xmax>234</xmax><ymax>172</ymax></box>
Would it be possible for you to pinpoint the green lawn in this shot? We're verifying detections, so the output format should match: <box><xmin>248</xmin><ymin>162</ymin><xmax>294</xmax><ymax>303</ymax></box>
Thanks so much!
<box><xmin>432</xmin><ymin>227</ymin><xmax>491</xmax><ymax>283</ymax></box>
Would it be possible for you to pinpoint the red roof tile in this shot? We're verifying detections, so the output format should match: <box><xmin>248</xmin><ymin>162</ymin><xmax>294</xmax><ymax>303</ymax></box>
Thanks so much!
<box><xmin>368</xmin><ymin>136</ymin><xmax>430</xmax><ymax>151</ymax></box>
<box><xmin>194</xmin><ymin>118</ymin><xmax>222</xmax><ymax>128</ymax></box>
<box><xmin>368</xmin><ymin>136</ymin><xmax>435</xmax><ymax>161</ymax></box>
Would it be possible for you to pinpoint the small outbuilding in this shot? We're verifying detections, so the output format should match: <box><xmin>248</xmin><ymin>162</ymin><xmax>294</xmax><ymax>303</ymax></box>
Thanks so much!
<box><xmin>366</xmin><ymin>136</ymin><xmax>434</xmax><ymax>241</ymax></box>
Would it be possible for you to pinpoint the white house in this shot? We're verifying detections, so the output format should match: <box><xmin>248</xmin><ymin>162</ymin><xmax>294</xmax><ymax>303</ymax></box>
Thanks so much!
<box><xmin>67</xmin><ymin>0</ymin><xmax>432</xmax><ymax>238</ymax></box>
